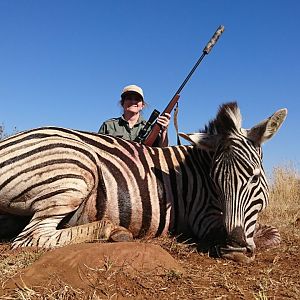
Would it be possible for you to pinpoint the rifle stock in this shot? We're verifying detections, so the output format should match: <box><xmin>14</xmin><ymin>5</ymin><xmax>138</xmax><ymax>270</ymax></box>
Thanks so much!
<box><xmin>143</xmin><ymin>94</ymin><xmax>180</xmax><ymax>146</ymax></box>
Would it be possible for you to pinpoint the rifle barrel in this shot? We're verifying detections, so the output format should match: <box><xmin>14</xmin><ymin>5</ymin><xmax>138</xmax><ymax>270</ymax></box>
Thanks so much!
<box><xmin>173</xmin><ymin>25</ymin><xmax>225</xmax><ymax>98</ymax></box>
<box><xmin>143</xmin><ymin>25</ymin><xmax>225</xmax><ymax>146</ymax></box>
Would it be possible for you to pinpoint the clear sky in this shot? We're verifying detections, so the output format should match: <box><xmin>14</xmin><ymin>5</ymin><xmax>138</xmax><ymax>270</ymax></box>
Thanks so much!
<box><xmin>0</xmin><ymin>0</ymin><xmax>299</xmax><ymax>175</ymax></box>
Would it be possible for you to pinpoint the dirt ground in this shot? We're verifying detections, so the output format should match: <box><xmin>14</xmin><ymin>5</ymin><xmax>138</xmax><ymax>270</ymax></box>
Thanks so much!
<box><xmin>0</xmin><ymin>226</ymin><xmax>299</xmax><ymax>300</ymax></box>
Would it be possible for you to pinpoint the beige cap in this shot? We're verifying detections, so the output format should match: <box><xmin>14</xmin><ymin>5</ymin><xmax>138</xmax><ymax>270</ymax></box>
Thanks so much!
<box><xmin>121</xmin><ymin>84</ymin><xmax>144</xmax><ymax>101</ymax></box>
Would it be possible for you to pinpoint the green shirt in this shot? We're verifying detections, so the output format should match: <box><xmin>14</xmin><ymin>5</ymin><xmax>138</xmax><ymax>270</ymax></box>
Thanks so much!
<box><xmin>98</xmin><ymin>115</ymin><xmax>153</xmax><ymax>142</ymax></box>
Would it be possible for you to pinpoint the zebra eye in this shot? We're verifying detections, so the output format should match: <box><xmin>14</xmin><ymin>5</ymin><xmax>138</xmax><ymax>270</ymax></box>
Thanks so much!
<box><xmin>250</xmin><ymin>169</ymin><xmax>261</xmax><ymax>184</ymax></box>
<box><xmin>251</xmin><ymin>175</ymin><xmax>259</xmax><ymax>184</ymax></box>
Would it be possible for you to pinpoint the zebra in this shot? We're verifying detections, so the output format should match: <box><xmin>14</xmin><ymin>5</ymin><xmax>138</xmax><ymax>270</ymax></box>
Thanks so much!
<box><xmin>0</xmin><ymin>102</ymin><xmax>287</xmax><ymax>260</ymax></box>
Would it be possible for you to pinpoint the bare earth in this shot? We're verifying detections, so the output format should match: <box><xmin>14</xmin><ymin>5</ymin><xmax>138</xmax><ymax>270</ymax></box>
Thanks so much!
<box><xmin>0</xmin><ymin>225</ymin><xmax>299</xmax><ymax>300</ymax></box>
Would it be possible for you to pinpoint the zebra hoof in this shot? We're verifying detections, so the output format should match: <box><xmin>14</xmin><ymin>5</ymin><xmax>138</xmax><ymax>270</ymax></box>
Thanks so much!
<box><xmin>109</xmin><ymin>228</ymin><xmax>133</xmax><ymax>242</ymax></box>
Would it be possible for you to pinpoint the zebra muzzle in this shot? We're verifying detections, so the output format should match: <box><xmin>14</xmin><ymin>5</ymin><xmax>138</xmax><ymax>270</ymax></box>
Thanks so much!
<box><xmin>216</xmin><ymin>244</ymin><xmax>255</xmax><ymax>263</ymax></box>
<box><xmin>209</xmin><ymin>226</ymin><xmax>256</xmax><ymax>262</ymax></box>
<box><xmin>220</xmin><ymin>249</ymin><xmax>256</xmax><ymax>264</ymax></box>
<box><xmin>220</xmin><ymin>245</ymin><xmax>248</xmax><ymax>254</ymax></box>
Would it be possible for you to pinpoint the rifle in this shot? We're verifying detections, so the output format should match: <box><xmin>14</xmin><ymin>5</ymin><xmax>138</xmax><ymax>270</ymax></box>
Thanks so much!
<box><xmin>137</xmin><ymin>25</ymin><xmax>225</xmax><ymax>146</ymax></box>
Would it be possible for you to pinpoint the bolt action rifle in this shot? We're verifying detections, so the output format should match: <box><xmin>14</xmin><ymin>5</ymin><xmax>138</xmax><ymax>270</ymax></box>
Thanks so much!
<box><xmin>135</xmin><ymin>25</ymin><xmax>225</xmax><ymax>146</ymax></box>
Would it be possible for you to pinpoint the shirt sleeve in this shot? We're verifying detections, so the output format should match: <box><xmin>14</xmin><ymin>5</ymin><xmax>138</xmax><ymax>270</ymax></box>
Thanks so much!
<box><xmin>98</xmin><ymin>123</ymin><xmax>107</xmax><ymax>134</ymax></box>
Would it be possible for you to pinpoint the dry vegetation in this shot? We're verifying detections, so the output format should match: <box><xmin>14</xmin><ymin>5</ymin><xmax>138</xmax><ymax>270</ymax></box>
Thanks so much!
<box><xmin>0</xmin><ymin>125</ymin><xmax>17</xmax><ymax>141</ymax></box>
<box><xmin>0</xmin><ymin>164</ymin><xmax>299</xmax><ymax>300</ymax></box>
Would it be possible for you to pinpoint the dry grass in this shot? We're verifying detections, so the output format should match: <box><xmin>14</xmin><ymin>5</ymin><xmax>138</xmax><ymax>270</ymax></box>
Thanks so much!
<box><xmin>261</xmin><ymin>163</ymin><xmax>300</xmax><ymax>239</ymax></box>
<box><xmin>0</xmin><ymin>164</ymin><xmax>299</xmax><ymax>299</ymax></box>
<box><xmin>0</xmin><ymin>245</ymin><xmax>46</xmax><ymax>290</ymax></box>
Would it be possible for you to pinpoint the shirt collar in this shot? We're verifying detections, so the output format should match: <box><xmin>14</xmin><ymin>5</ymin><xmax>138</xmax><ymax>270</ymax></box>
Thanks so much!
<box><xmin>120</xmin><ymin>115</ymin><xmax>146</xmax><ymax>126</ymax></box>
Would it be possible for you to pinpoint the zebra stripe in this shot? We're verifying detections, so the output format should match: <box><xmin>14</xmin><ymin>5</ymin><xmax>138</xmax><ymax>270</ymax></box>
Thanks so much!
<box><xmin>0</xmin><ymin>102</ymin><xmax>287</xmax><ymax>256</ymax></box>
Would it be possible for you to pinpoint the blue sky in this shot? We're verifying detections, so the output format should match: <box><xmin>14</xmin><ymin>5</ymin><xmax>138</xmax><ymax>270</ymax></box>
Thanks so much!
<box><xmin>0</xmin><ymin>0</ymin><xmax>299</xmax><ymax>174</ymax></box>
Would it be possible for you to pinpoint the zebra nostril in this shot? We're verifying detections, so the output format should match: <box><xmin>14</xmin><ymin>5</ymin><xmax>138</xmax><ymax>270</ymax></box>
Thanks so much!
<box><xmin>227</xmin><ymin>226</ymin><xmax>247</xmax><ymax>248</ymax></box>
<box><xmin>246</xmin><ymin>244</ymin><xmax>255</xmax><ymax>254</ymax></box>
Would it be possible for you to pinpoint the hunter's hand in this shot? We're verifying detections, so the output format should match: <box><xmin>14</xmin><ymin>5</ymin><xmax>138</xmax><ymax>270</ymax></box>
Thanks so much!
<box><xmin>157</xmin><ymin>113</ymin><xmax>171</xmax><ymax>131</ymax></box>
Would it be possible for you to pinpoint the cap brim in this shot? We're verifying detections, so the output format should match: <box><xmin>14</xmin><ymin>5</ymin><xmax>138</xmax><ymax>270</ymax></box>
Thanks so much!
<box><xmin>121</xmin><ymin>91</ymin><xmax>144</xmax><ymax>101</ymax></box>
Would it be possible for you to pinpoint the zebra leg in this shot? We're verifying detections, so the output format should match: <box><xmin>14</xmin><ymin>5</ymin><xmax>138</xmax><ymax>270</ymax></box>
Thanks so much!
<box><xmin>62</xmin><ymin>218</ymin><xmax>134</xmax><ymax>243</ymax></box>
<box><xmin>12</xmin><ymin>215</ymin><xmax>133</xmax><ymax>248</ymax></box>
<box><xmin>10</xmin><ymin>176</ymin><xmax>134</xmax><ymax>248</ymax></box>
<box><xmin>11</xmin><ymin>215</ymin><xmax>90</xmax><ymax>248</ymax></box>
<box><xmin>108</xmin><ymin>225</ymin><xmax>134</xmax><ymax>242</ymax></box>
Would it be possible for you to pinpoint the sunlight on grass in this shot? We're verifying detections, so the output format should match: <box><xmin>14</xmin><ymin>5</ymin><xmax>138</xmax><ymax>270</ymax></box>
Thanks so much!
<box><xmin>260</xmin><ymin>163</ymin><xmax>300</xmax><ymax>238</ymax></box>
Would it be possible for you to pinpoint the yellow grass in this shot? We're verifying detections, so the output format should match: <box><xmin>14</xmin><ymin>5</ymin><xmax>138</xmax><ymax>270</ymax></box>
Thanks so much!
<box><xmin>260</xmin><ymin>163</ymin><xmax>300</xmax><ymax>240</ymax></box>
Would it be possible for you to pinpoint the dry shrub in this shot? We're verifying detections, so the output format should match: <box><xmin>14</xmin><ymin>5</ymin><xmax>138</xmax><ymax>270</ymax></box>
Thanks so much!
<box><xmin>0</xmin><ymin>124</ymin><xmax>5</xmax><ymax>140</ymax></box>
<box><xmin>260</xmin><ymin>163</ymin><xmax>300</xmax><ymax>240</ymax></box>
<box><xmin>0</xmin><ymin>124</ymin><xmax>18</xmax><ymax>140</ymax></box>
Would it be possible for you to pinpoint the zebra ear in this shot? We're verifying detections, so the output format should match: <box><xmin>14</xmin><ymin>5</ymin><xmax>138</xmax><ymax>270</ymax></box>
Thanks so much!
<box><xmin>254</xmin><ymin>223</ymin><xmax>281</xmax><ymax>250</ymax></box>
<box><xmin>247</xmin><ymin>108</ymin><xmax>288</xmax><ymax>145</ymax></box>
<box><xmin>178</xmin><ymin>132</ymin><xmax>221</xmax><ymax>150</ymax></box>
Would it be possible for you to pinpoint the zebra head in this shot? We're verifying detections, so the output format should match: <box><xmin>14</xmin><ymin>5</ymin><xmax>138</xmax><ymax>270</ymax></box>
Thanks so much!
<box><xmin>180</xmin><ymin>102</ymin><xmax>287</xmax><ymax>259</ymax></box>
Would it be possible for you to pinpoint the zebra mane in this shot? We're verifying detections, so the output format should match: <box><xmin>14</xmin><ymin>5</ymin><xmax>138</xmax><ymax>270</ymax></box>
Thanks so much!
<box><xmin>202</xmin><ymin>102</ymin><xmax>242</xmax><ymax>136</ymax></box>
